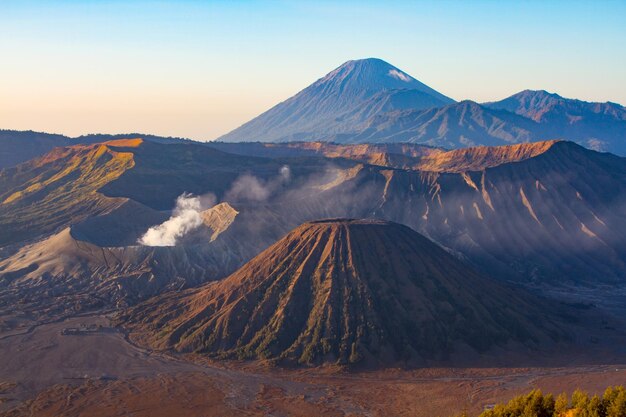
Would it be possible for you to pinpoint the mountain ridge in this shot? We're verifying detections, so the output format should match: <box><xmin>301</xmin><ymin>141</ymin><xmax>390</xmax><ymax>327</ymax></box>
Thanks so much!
<box><xmin>0</xmin><ymin>130</ymin><xmax>197</xmax><ymax>169</ymax></box>
<box><xmin>2</xmin><ymin>138</ymin><xmax>624</xmax><ymax>287</ymax></box>
<box><xmin>484</xmin><ymin>89</ymin><xmax>626</xmax><ymax>153</ymax></box>
<box><xmin>209</xmin><ymin>139</ymin><xmax>562</xmax><ymax>172</ymax></box>
<box><xmin>217</xmin><ymin>59</ymin><xmax>626</xmax><ymax>154</ymax></box>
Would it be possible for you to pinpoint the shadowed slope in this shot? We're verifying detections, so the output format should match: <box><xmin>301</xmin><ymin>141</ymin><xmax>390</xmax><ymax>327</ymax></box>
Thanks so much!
<box><xmin>123</xmin><ymin>219</ymin><xmax>565</xmax><ymax>367</ymax></box>
<box><xmin>207</xmin><ymin>141</ymin><xmax>626</xmax><ymax>285</ymax></box>
<box><xmin>299</xmin><ymin>141</ymin><xmax>626</xmax><ymax>283</ymax></box>
<box><xmin>347</xmin><ymin>100</ymin><xmax>539</xmax><ymax>147</ymax></box>
<box><xmin>0</xmin><ymin>130</ymin><xmax>71</xmax><ymax>169</ymax></box>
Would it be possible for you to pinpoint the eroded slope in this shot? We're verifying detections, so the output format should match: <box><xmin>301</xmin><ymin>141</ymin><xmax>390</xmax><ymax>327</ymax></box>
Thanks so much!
<box><xmin>123</xmin><ymin>220</ymin><xmax>566</xmax><ymax>367</ymax></box>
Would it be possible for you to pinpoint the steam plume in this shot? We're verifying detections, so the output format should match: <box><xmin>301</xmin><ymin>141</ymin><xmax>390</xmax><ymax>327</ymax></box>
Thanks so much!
<box><xmin>224</xmin><ymin>165</ymin><xmax>291</xmax><ymax>202</ymax></box>
<box><xmin>139</xmin><ymin>193</ymin><xmax>214</xmax><ymax>246</ymax></box>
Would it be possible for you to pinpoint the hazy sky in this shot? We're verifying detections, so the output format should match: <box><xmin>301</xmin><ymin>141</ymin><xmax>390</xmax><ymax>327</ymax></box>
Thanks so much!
<box><xmin>1</xmin><ymin>0</ymin><xmax>625</xmax><ymax>141</ymax></box>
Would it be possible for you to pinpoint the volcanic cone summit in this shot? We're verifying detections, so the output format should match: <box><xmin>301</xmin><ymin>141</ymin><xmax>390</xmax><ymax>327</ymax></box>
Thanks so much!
<box><xmin>123</xmin><ymin>219</ymin><xmax>565</xmax><ymax>366</ymax></box>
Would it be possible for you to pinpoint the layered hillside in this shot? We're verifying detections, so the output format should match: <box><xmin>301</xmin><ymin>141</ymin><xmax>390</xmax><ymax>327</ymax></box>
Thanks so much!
<box><xmin>305</xmin><ymin>141</ymin><xmax>626</xmax><ymax>283</ymax></box>
<box><xmin>122</xmin><ymin>220</ymin><xmax>565</xmax><ymax>366</ymax></box>
<box><xmin>0</xmin><ymin>139</ymin><xmax>139</xmax><ymax>246</ymax></box>
<box><xmin>1</xmin><ymin>139</ymin><xmax>624</xmax><ymax>323</ymax></box>
<box><xmin>0</xmin><ymin>140</ymin><xmax>327</xmax><ymax>316</ymax></box>
<box><xmin>0</xmin><ymin>138</ymin><xmax>287</xmax><ymax>247</ymax></box>
<box><xmin>211</xmin><ymin>140</ymin><xmax>626</xmax><ymax>284</ymax></box>
<box><xmin>0</xmin><ymin>200</ymin><xmax>252</xmax><ymax>318</ymax></box>
<box><xmin>218</xmin><ymin>58</ymin><xmax>454</xmax><ymax>142</ymax></box>
<box><xmin>346</xmin><ymin>100</ymin><xmax>539</xmax><ymax>147</ymax></box>
<box><xmin>0</xmin><ymin>130</ymin><xmax>194</xmax><ymax>169</ymax></box>
<box><xmin>211</xmin><ymin>140</ymin><xmax>560</xmax><ymax>172</ymax></box>
<box><xmin>414</xmin><ymin>140</ymin><xmax>560</xmax><ymax>172</ymax></box>
<box><xmin>485</xmin><ymin>90</ymin><xmax>626</xmax><ymax>154</ymax></box>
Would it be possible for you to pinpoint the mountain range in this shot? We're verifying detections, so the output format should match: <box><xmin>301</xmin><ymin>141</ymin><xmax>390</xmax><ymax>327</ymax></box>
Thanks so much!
<box><xmin>1</xmin><ymin>57</ymin><xmax>626</xmax><ymax>378</ymax></box>
<box><xmin>1</xmin><ymin>137</ymin><xmax>625</xmax><ymax>326</ymax></box>
<box><xmin>1</xmin><ymin>57</ymin><xmax>624</xmax><ymax>173</ymax></box>
<box><xmin>219</xmin><ymin>58</ymin><xmax>626</xmax><ymax>155</ymax></box>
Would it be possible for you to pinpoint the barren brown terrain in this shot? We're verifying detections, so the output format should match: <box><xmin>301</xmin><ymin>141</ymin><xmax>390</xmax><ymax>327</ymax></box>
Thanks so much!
<box><xmin>1</xmin><ymin>138</ymin><xmax>625</xmax><ymax>416</ymax></box>
<box><xmin>121</xmin><ymin>219</ymin><xmax>577</xmax><ymax>367</ymax></box>
<box><xmin>1</xmin><ymin>314</ymin><xmax>624</xmax><ymax>417</ymax></box>
<box><xmin>1</xmin><ymin>221</ymin><xmax>625</xmax><ymax>416</ymax></box>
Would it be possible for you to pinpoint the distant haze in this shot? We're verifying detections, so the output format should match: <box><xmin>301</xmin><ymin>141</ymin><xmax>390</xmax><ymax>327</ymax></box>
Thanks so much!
<box><xmin>1</xmin><ymin>1</ymin><xmax>624</xmax><ymax>141</ymax></box>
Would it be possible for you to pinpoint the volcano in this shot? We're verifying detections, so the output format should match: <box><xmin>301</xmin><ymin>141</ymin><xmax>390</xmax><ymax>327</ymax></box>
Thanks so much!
<box><xmin>123</xmin><ymin>219</ymin><xmax>565</xmax><ymax>367</ymax></box>
<box><xmin>218</xmin><ymin>58</ymin><xmax>454</xmax><ymax>143</ymax></box>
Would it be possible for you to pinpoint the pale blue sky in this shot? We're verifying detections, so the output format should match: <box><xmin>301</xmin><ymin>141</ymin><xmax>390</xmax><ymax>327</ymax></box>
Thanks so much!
<box><xmin>1</xmin><ymin>0</ymin><xmax>625</xmax><ymax>140</ymax></box>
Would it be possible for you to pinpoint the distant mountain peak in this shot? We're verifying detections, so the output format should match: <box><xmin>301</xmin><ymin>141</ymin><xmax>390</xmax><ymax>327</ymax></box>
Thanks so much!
<box><xmin>314</xmin><ymin>58</ymin><xmax>448</xmax><ymax>99</ymax></box>
<box><xmin>517</xmin><ymin>89</ymin><xmax>561</xmax><ymax>98</ymax></box>
<box><xmin>455</xmin><ymin>99</ymin><xmax>482</xmax><ymax>107</ymax></box>
<box><xmin>333</xmin><ymin>57</ymin><xmax>411</xmax><ymax>77</ymax></box>
<box><xmin>218</xmin><ymin>58</ymin><xmax>454</xmax><ymax>143</ymax></box>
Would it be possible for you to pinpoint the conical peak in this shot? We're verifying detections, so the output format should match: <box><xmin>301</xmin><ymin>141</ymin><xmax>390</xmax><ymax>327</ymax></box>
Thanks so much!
<box><xmin>218</xmin><ymin>57</ymin><xmax>453</xmax><ymax>142</ymax></box>
<box><xmin>124</xmin><ymin>217</ymin><xmax>565</xmax><ymax>367</ymax></box>
<box><xmin>293</xmin><ymin>218</ymin><xmax>411</xmax><ymax>242</ymax></box>
<box><xmin>316</xmin><ymin>58</ymin><xmax>424</xmax><ymax>93</ymax></box>
<box><xmin>337</xmin><ymin>58</ymin><xmax>408</xmax><ymax>78</ymax></box>
<box><xmin>305</xmin><ymin>218</ymin><xmax>391</xmax><ymax>226</ymax></box>
<box><xmin>515</xmin><ymin>89</ymin><xmax>562</xmax><ymax>99</ymax></box>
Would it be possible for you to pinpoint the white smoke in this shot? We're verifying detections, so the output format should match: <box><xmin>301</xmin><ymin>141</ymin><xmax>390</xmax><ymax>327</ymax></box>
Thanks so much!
<box><xmin>279</xmin><ymin>165</ymin><xmax>291</xmax><ymax>182</ymax></box>
<box><xmin>225</xmin><ymin>175</ymin><xmax>271</xmax><ymax>202</ymax></box>
<box><xmin>224</xmin><ymin>165</ymin><xmax>291</xmax><ymax>203</ymax></box>
<box><xmin>139</xmin><ymin>166</ymin><xmax>291</xmax><ymax>245</ymax></box>
<box><xmin>139</xmin><ymin>193</ymin><xmax>215</xmax><ymax>246</ymax></box>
